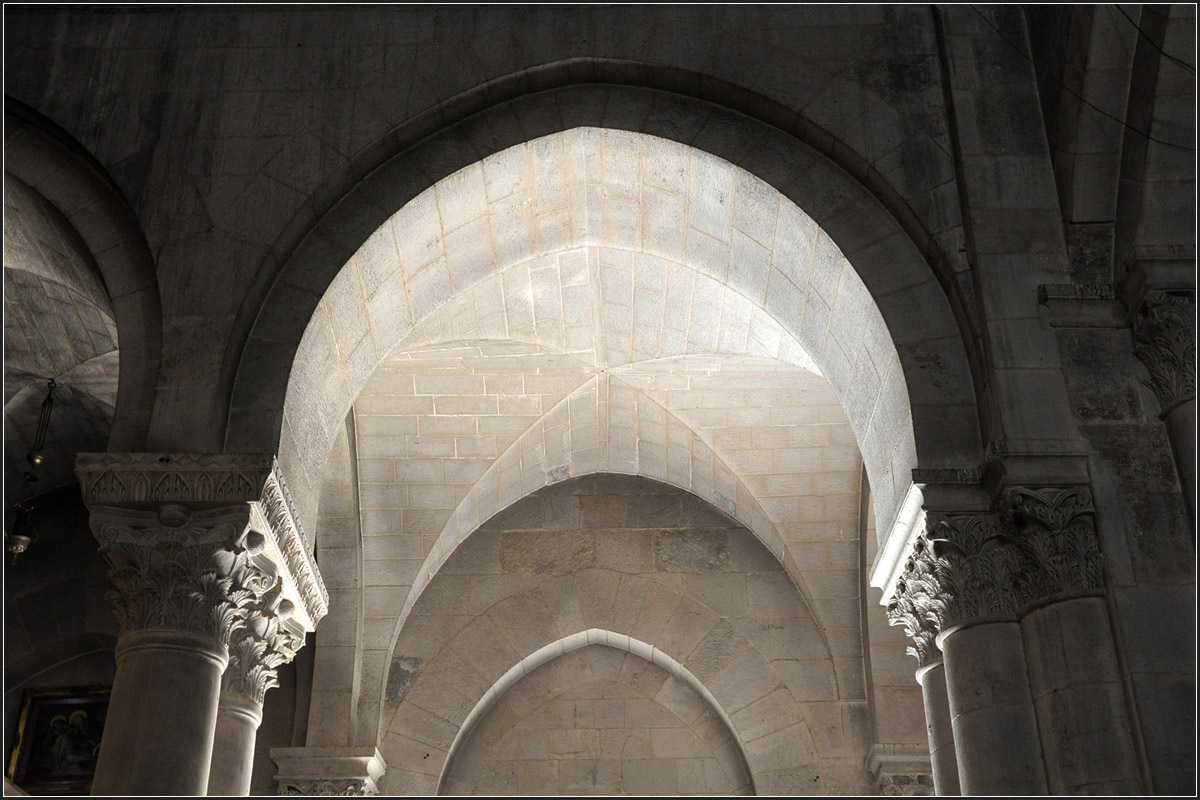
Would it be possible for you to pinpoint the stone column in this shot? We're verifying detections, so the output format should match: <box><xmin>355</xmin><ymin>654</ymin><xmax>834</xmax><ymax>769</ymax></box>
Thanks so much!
<box><xmin>75</xmin><ymin>454</ymin><xmax>329</xmax><ymax>797</ymax></box>
<box><xmin>269</xmin><ymin>747</ymin><xmax>388</xmax><ymax>795</ymax></box>
<box><xmin>886</xmin><ymin>536</ymin><xmax>960</xmax><ymax>796</ymax></box>
<box><xmin>925</xmin><ymin>512</ymin><xmax>1048</xmax><ymax>795</ymax></box>
<box><xmin>208</xmin><ymin>589</ymin><xmax>305</xmax><ymax>795</ymax></box>
<box><xmin>915</xmin><ymin>661</ymin><xmax>959</xmax><ymax>796</ymax></box>
<box><xmin>84</xmin><ymin>504</ymin><xmax>257</xmax><ymax>795</ymax></box>
<box><xmin>1132</xmin><ymin>291</ymin><xmax>1196</xmax><ymax>526</ymax></box>
<box><xmin>1006</xmin><ymin>486</ymin><xmax>1142</xmax><ymax>794</ymax></box>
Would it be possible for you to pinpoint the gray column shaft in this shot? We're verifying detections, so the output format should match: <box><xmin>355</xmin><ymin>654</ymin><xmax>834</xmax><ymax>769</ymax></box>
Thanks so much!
<box><xmin>91</xmin><ymin>630</ymin><xmax>226</xmax><ymax>796</ymax></box>
<box><xmin>207</xmin><ymin>692</ymin><xmax>264</xmax><ymax>796</ymax></box>
<box><xmin>1022</xmin><ymin>596</ymin><xmax>1143</xmax><ymax>794</ymax></box>
<box><xmin>917</xmin><ymin>660</ymin><xmax>960</xmax><ymax>796</ymax></box>
<box><xmin>942</xmin><ymin>621</ymin><xmax>1047</xmax><ymax>795</ymax></box>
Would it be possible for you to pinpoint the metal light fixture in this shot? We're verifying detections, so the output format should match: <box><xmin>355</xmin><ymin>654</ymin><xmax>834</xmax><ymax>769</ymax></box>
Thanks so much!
<box><xmin>24</xmin><ymin>378</ymin><xmax>56</xmax><ymax>477</ymax></box>
<box><xmin>5</xmin><ymin>505</ymin><xmax>34</xmax><ymax>562</ymax></box>
<box><xmin>8</xmin><ymin>378</ymin><xmax>56</xmax><ymax>562</ymax></box>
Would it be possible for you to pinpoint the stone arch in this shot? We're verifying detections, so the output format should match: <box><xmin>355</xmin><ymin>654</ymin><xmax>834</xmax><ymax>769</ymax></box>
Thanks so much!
<box><xmin>438</xmin><ymin>630</ymin><xmax>754</xmax><ymax>795</ymax></box>
<box><xmin>1112</xmin><ymin>5</ymin><xmax>1195</xmax><ymax>281</ymax></box>
<box><xmin>227</xmin><ymin>85</ymin><xmax>985</xmax><ymax>533</ymax></box>
<box><xmin>388</xmin><ymin>372</ymin><xmax>832</xmax><ymax>659</ymax></box>
<box><xmin>4</xmin><ymin>97</ymin><xmax>161</xmax><ymax>452</ymax></box>
<box><xmin>379</xmin><ymin>489</ymin><xmax>836</xmax><ymax>794</ymax></box>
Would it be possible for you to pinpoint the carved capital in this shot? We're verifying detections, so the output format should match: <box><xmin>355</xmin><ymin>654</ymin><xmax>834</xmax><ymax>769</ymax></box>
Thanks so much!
<box><xmin>77</xmin><ymin>454</ymin><xmax>329</xmax><ymax>635</ymax></box>
<box><xmin>270</xmin><ymin>748</ymin><xmax>387</xmax><ymax>797</ymax></box>
<box><xmin>1132</xmin><ymin>290</ymin><xmax>1195</xmax><ymax>415</ymax></box>
<box><xmin>223</xmin><ymin>586</ymin><xmax>306</xmax><ymax>706</ymax></box>
<box><xmin>278</xmin><ymin>780</ymin><xmax>374</xmax><ymax>796</ymax></box>
<box><xmin>886</xmin><ymin>536</ymin><xmax>951</xmax><ymax>667</ymax></box>
<box><xmin>926</xmin><ymin>510</ymin><xmax>1022</xmax><ymax>628</ymax></box>
<box><xmin>89</xmin><ymin>505</ymin><xmax>263</xmax><ymax>642</ymax></box>
<box><xmin>867</xmin><ymin>744</ymin><xmax>934</xmax><ymax>797</ymax></box>
<box><xmin>879</xmin><ymin>774</ymin><xmax>935</xmax><ymax>796</ymax></box>
<box><xmin>1004</xmin><ymin>485</ymin><xmax>1103</xmax><ymax>607</ymax></box>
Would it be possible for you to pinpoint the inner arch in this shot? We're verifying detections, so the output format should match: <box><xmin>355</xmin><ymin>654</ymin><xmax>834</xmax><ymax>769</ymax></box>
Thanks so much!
<box><xmin>438</xmin><ymin>629</ymin><xmax>755</xmax><ymax>795</ymax></box>
<box><xmin>389</xmin><ymin>372</ymin><xmax>829</xmax><ymax>654</ymax></box>
<box><xmin>277</xmin><ymin>127</ymin><xmax>920</xmax><ymax>547</ymax></box>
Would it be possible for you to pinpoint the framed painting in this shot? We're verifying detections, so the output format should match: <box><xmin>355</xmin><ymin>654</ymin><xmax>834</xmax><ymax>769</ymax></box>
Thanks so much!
<box><xmin>6</xmin><ymin>687</ymin><xmax>110</xmax><ymax>795</ymax></box>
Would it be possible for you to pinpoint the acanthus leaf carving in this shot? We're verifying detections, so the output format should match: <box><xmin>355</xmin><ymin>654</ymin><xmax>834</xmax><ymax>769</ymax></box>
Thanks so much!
<box><xmin>278</xmin><ymin>780</ymin><xmax>375</xmax><ymax>796</ymax></box>
<box><xmin>1005</xmin><ymin>485</ymin><xmax>1103</xmax><ymax>605</ymax></box>
<box><xmin>259</xmin><ymin>467</ymin><xmax>328</xmax><ymax>626</ymax></box>
<box><xmin>880</xmin><ymin>774</ymin><xmax>935</xmax><ymax>796</ymax></box>
<box><xmin>1132</xmin><ymin>290</ymin><xmax>1195</xmax><ymax>415</ymax></box>
<box><xmin>925</xmin><ymin>511</ymin><xmax>1022</xmax><ymax>627</ymax></box>
<box><xmin>224</xmin><ymin>583</ymin><xmax>305</xmax><ymax>706</ymax></box>
<box><xmin>91</xmin><ymin>505</ymin><xmax>259</xmax><ymax>642</ymax></box>
<box><xmin>76</xmin><ymin>454</ymin><xmax>329</xmax><ymax>633</ymax></box>
<box><xmin>886</xmin><ymin>536</ymin><xmax>952</xmax><ymax>666</ymax></box>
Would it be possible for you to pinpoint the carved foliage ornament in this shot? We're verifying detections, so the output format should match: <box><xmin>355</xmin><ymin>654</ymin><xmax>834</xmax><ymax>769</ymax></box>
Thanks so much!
<box><xmin>1132</xmin><ymin>291</ymin><xmax>1196</xmax><ymax>414</ymax></box>
<box><xmin>260</xmin><ymin>469</ymin><xmax>328</xmax><ymax>624</ymax></box>
<box><xmin>76</xmin><ymin>454</ymin><xmax>329</xmax><ymax>629</ymax></box>
<box><xmin>76</xmin><ymin>453</ymin><xmax>273</xmax><ymax>506</ymax></box>
<box><xmin>278</xmin><ymin>780</ymin><xmax>376</xmax><ymax>796</ymax></box>
<box><xmin>889</xmin><ymin>486</ymin><xmax>1104</xmax><ymax>659</ymax></box>
<box><xmin>1005</xmin><ymin>486</ymin><xmax>1102</xmax><ymax>604</ymax></box>
<box><xmin>92</xmin><ymin>505</ymin><xmax>264</xmax><ymax>643</ymax></box>
<box><xmin>880</xmin><ymin>774</ymin><xmax>935</xmax><ymax>796</ymax></box>
<box><xmin>224</xmin><ymin>585</ymin><xmax>305</xmax><ymax>705</ymax></box>
<box><xmin>886</xmin><ymin>536</ymin><xmax>952</xmax><ymax>667</ymax></box>
<box><xmin>925</xmin><ymin>512</ymin><xmax>1022</xmax><ymax>626</ymax></box>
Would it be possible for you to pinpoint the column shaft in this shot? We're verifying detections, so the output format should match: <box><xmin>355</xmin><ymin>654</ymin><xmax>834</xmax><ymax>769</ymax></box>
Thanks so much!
<box><xmin>916</xmin><ymin>660</ymin><xmax>960</xmax><ymax>796</ymax></box>
<box><xmin>91</xmin><ymin>631</ymin><xmax>227</xmax><ymax>796</ymax></box>
<box><xmin>1022</xmin><ymin>597</ymin><xmax>1143</xmax><ymax>793</ymax></box>
<box><xmin>208</xmin><ymin>692</ymin><xmax>264</xmax><ymax>795</ymax></box>
<box><xmin>941</xmin><ymin>622</ymin><xmax>1047</xmax><ymax>795</ymax></box>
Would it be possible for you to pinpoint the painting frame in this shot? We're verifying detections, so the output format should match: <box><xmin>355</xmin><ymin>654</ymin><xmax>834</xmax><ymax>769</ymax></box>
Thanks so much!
<box><xmin>6</xmin><ymin>686</ymin><xmax>110</xmax><ymax>795</ymax></box>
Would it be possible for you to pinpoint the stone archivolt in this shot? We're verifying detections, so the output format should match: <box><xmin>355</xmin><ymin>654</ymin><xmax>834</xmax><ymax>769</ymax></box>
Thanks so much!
<box><xmin>1132</xmin><ymin>290</ymin><xmax>1196</xmax><ymax>415</ymax></box>
<box><xmin>888</xmin><ymin>485</ymin><xmax>1103</xmax><ymax>661</ymax></box>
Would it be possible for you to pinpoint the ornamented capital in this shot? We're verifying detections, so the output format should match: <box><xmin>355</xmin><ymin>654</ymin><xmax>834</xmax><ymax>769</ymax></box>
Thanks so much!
<box><xmin>1132</xmin><ymin>290</ymin><xmax>1195</xmax><ymax>415</ymax></box>
<box><xmin>90</xmin><ymin>504</ymin><xmax>264</xmax><ymax>642</ymax></box>
<box><xmin>76</xmin><ymin>454</ymin><xmax>329</xmax><ymax>635</ymax></box>
<box><xmin>270</xmin><ymin>748</ymin><xmax>387</xmax><ymax>797</ymax></box>
<box><xmin>886</xmin><ymin>536</ymin><xmax>951</xmax><ymax>667</ymax></box>
<box><xmin>223</xmin><ymin>586</ymin><xmax>306</xmax><ymax>706</ymax></box>
<box><xmin>278</xmin><ymin>780</ymin><xmax>374</xmax><ymax>796</ymax></box>
<box><xmin>879</xmin><ymin>774</ymin><xmax>935</xmax><ymax>796</ymax></box>
<box><xmin>866</xmin><ymin>744</ymin><xmax>934</xmax><ymax>797</ymax></box>
<box><xmin>925</xmin><ymin>510</ymin><xmax>1022</xmax><ymax>629</ymax></box>
<box><xmin>1004</xmin><ymin>485</ymin><xmax>1103</xmax><ymax>607</ymax></box>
